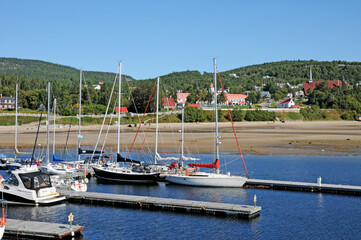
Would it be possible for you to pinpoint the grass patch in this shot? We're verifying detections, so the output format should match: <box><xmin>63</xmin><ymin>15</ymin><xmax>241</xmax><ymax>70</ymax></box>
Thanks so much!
<box><xmin>0</xmin><ymin>116</ymin><xmax>45</xmax><ymax>126</ymax></box>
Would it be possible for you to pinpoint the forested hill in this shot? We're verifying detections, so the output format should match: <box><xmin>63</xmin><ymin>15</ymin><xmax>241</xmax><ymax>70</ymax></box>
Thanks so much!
<box><xmin>134</xmin><ymin>60</ymin><xmax>361</xmax><ymax>94</ymax></box>
<box><xmin>0</xmin><ymin>58</ymin><xmax>134</xmax><ymax>83</ymax></box>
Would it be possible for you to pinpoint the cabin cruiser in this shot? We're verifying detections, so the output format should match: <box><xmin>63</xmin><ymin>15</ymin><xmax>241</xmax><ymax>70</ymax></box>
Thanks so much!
<box><xmin>0</xmin><ymin>167</ymin><xmax>66</xmax><ymax>205</ymax></box>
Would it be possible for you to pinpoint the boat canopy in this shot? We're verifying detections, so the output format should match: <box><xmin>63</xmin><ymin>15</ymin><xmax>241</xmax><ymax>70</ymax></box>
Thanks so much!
<box><xmin>117</xmin><ymin>154</ymin><xmax>142</xmax><ymax>165</ymax></box>
<box><xmin>188</xmin><ymin>159</ymin><xmax>219</xmax><ymax>169</ymax></box>
<box><xmin>52</xmin><ymin>154</ymin><xmax>64</xmax><ymax>162</ymax></box>
<box><xmin>18</xmin><ymin>171</ymin><xmax>52</xmax><ymax>190</ymax></box>
<box><xmin>78</xmin><ymin>148</ymin><xmax>104</xmax><ymax>155</ymax></box>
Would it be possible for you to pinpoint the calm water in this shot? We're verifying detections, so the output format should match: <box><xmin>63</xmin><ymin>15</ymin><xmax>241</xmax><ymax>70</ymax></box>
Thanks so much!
<box><xmin>2</xmin><ymin>153</ymin><xmax>361</xmax><ymax>240</ymax></box>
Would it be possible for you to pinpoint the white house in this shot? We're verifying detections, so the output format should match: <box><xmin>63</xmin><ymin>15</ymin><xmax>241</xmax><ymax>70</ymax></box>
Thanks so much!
<box><xmin>277</xmin><ymin>98</ymin><xmax>295</xmax><ymax>108</ymax></box>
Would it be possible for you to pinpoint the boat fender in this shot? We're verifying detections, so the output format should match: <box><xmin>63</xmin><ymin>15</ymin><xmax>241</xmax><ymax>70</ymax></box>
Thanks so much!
<box><xmin>78</xmin><ymin>165</ymin><xmax>81</xmax><ymax>170</ymax></box>
<box><xmin>0</xmin><ymin>208</ymin><xmax>6</xmax><ymax>226</ymax></box>
<box><xmin>67</xmin><ymin>165</ymin><xmax>71</xmax><ymax>170</ymax></box>
<box><xmin>0</xmin><ymin>217</ymin><xmax>6</xmax><ymax>226</ymax></box>
<box><xmin>0</xmin><ymin>175</ymin><xmax>3</xmax><ymax>183</ymax></box>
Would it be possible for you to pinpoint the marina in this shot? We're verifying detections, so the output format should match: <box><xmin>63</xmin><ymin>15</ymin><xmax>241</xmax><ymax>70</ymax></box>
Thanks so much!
<box><xmin>60</xmin><ymin>190</ymin><xmax>261</xmax><ymax>219</ymax></box>
<box><xmin>4</xmin><ymin>218</ymin><xmax>83</xmax><ymax>239</ymax></box>
<box><xmin>245</xmin><ymin>178</ymin><xmax>361</xmax><ymax>196</ymax></box>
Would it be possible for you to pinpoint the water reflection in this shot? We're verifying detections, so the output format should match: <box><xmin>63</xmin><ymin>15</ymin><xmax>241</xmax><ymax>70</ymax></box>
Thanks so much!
<box><xmin>317</xmin><ymin>193</ymin><xmax>324</xmax><ymax>209</ymax></box>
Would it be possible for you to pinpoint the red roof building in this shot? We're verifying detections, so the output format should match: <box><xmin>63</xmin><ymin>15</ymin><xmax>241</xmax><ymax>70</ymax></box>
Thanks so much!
<box><xmin>303</xmin><ymin>80</ymin><xmax>348</xmax><ymax>95</ymax></box>
<box><xmin>189</xmin><ymin>104</ymin><xmax>200</xmax><ymax>108</ymax></box>
<box><xmin>224</xmin><ymin>93</ymin><xmax>248</xmax><ymax>105</ymax></box>
<box><xmin>162</xmin><ymin>98</ymin><xmax>176</xmax><ymax>110</ymax></box>
<box><xmin>277</xmin><ymin>98</ymin><xmax>295</xmax><ymax>108</ymax></box>
<box><xmin>176</xmin><ymin>93</ymin><xmax>190</xmax><ymax>104</ymax></box>
<box><xmin>115</xmin><ymin>107</ymin><xmax>128</xmax><ymax>113</ymax></box>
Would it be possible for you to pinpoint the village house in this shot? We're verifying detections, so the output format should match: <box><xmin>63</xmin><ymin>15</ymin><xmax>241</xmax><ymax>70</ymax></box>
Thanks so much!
<box><xmin>303</xmin><ymin>80</ymin><xmax>348</xmax><ymax>95</ymax></box>
<box><xmin>176</xmin><ymin>92</ymin><xmax>190</xmax><ymax>108</ymax></box>
<box><xmin>0</xmin><ymin>94</ymin><xmax>15</xmax><ymax>109</ymax></box>
<box><xmin>224</xmin><ymin>93</ymin><xmax>248</xmax><ymax>106</ymax></box>
<box><xmin>114</xmin><ymin>106</ymin><xmax>129</xmax><ymax>113</ymax></box>
<box><xmin>277</xmin><ymin>98</ymin><xmax>295</xmax><ymax>108</ymax></box>
<box><xmin>162</xmin><ymin>97</ymin><xmax>176</xmax><ymax>110</ymax></box>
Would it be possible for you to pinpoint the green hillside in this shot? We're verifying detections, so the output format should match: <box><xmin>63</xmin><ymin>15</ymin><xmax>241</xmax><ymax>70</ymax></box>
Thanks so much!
<box><xmin>134</xmin><ymin>60</ymin><xmax>361</xmax><ymax>94</ymax></box>
<box><xmin>0</xmin><ymin>58</ymin><xmax>134</xmax><ymax>83</ymax></box>
<box><xmin>1</xmin><ymin>58</ymin><xmax>361</xmax><ymax>119</ymax></box>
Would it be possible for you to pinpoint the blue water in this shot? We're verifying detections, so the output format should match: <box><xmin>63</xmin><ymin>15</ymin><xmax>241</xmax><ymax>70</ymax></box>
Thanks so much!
<box><xmin>3</xmin><ymin>154</ymin><xmax>361</xmax><ymax>239</ymax></box>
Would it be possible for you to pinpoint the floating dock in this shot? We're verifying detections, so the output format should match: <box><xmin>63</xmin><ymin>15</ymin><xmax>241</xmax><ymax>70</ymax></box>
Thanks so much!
<box><xmin>61</xmin><ymin>191</ymin><xmax>261</xmax><ymax>219</ymax></box>
<box><xmin>245</xmin><ymin>179</ymin><xmax>361</xmax><ymax>196</ymax></box>
<box><xmin>4</xmin><ymin>218</ymin><xmax>83</xmax><ymax>239</ymax></box>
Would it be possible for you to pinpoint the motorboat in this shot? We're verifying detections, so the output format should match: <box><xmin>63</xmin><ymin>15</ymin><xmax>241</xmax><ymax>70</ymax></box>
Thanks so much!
<box><xmin>0</xmin><ymin>168</ymin><xmax>65</xmax><ymax>205</ymax></box>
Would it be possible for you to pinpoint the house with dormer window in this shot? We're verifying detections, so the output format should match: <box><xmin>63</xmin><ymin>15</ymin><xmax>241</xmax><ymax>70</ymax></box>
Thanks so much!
<box><xmin>0</xmin><ymin>94</ymin><xmax>15</xmax><ymax>109</ymax></box>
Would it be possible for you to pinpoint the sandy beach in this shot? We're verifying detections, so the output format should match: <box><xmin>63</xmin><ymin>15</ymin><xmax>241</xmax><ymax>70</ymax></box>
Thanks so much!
<box><xmin>0</xmin><ymin>121</ymin><xmax>360</xmax><ymax>156</ymax></box>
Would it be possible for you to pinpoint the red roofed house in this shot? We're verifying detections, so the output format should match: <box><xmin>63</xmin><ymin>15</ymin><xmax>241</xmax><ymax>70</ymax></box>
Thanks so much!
<box><xmin>176</xmin><ymin>92</ymin><xmax>190</xmax><ymax>108</ymax></box>
<box><xmin>277</xmin><ymin>98</ymin><xmax>295</xmax><ymax>108</ymax></box>
<box><xmin>162</xmin><ymin>98</ymin><xmax>176</xmax><ymax>110</ymax></box>
<box><xmin>224</xmin><ymin>93</ymin><xmax>248</xmax><ymax>106</ymax></box>
<box><xmin>189</xmin><ymin>104</ymin><xmax>200</xmax><ymax>108</ymax></box>
<box><xmin>115</xmin><ymin>107</ymin><xmax>129</xmax><ymax>113</ymax></box>
<box><xmin>303</xmin><ymin>80</ymin><xmax>348</xmax><ymax>95</ymax></box>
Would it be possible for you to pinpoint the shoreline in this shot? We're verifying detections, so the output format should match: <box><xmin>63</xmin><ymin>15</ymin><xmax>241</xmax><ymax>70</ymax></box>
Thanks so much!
<box><xmin>0</xmin><ymin>121</ymin><xmax>360</xmax><ymax>156</ymax></box>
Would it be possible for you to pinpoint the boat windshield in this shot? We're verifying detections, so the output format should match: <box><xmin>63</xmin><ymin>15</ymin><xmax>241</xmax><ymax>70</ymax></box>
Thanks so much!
<box><xmin>4</xmin><ymin>173</ymin><xmax>19</xmax><ymax>186</ymax></box>
<box><xmin>19</xmin><ymin>171</ymin><xmax>52</xmax><ymax>190</ymax></box>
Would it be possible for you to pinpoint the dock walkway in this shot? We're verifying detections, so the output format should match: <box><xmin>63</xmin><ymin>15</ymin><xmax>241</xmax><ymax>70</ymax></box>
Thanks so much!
<box><xmin>5</xmin><ymin>218</ymin><xmax>83</xmax><ymax>239</ymax></box>
<box><xmin>61</xmin><ymin>191</ymin><xmax>261</xmax><ymax>219</ymax></box>
<box><xmin>245</xmin><ymin>179</ymin><xmax>361</xmax><ymax>195</ymax></box>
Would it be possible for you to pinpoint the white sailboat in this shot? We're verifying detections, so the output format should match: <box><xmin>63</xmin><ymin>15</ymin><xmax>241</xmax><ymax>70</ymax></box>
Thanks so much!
<box><xmin>165</xmin><ymin>58</ymin><xmax>248</xmax><ymax>187</ymax></box>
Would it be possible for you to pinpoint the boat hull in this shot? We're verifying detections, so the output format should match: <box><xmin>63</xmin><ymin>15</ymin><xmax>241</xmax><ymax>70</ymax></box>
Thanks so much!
<box><xmin>0</xmin><ymin>191</ymin><xmax>65</xmax><ymax>205</ymax></box>
<box><xmin>165</xmin><ymin>174</ymin><xmax>247</xmax><ymax>187</ymax></box>
<box><xmin>93</xmin><ymin>166</ymin><xmax>159</xmax><ymax>184</ymax></box>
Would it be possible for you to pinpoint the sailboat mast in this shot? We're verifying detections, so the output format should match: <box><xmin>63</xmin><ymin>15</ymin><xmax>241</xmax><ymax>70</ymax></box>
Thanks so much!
<box><xmin>117</xmin><ymin>62</ymin><xmax>122</xmax><ymax>154</ymax></box>
<box><xmin>155</xmin><ymin>77</ymin><xmax>160</xmax><ymax>164</ymax></box>
<box><xmin>181</xmin><ymin>107</ymin><xmax>184</xmax><ymax>167</ymax></box>
<box><xmin>47</xmin><ymin>81</ymin><xmax>50</xmax><ymax>164</ymax></box>
<box><xmin>53</xmin><ymin>98</ymin><xmax>56</xmax><ymax>155</ymax></box>
<box><xmin>15</xmin><ymin>83</ymin><xmax>18</xmax><ymax>158</ymax></box>
<box><xmin>213</xmin><ymin>58</ymin><xmax>220</xmax><ymax>174</ymax></box>
<box><xmin>78</xmin><ymin>69</ymin><xmax>82</xmax><ymax>162</ymax></box>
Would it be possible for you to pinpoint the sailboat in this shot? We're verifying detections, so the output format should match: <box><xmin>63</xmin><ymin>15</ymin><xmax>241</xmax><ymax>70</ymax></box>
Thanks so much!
<box><xmin>164</xmin><ymin>58</ymin><xmax>248</xmax><ymax>187</ymax></box>
<box><xmin>37</xmin><ymin>79</ymin><xmax>88</xmax><ymax>192</ymax></box>
<box><xmin>92</xmin><ymin>62</ymin><xmax>160</xmax><ymax>184</ymax></box>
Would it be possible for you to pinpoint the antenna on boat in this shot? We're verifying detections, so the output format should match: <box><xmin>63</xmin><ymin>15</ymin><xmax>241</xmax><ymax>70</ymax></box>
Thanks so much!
<box><xmin>53</xmin><ymin>98</ymin><xmax>56</xmax><ymax>157</ymax></box>
<box><xmin>213</xmin><ymin>58</ymin><xmax>220</xmax><ymax>175</ymax></box>
<box><xmin>31</xmin><ymin>104</ymin><xmax>45</xmax><ymax>166</ymax></box>
<box><xmin>47</xmin><ymin>82</ymin><xmax>50</xmax><ymax>165</ymax></box>
<box><xmin>78</xmin><ymin>69</ymin><xmax>82</xmax><ymax>162</ymax></box>
<box><xmin>14</xmin><ymin>83</ymin><xmax>18</xmax><ymax>160</ymax></box>
<box><xmin>117</xmin><ymin>62</ymin><xmax>122</xmax><ymax>157</ymax></box>
<box><xmin>181</xmin><ymin>106</ymin><xmax>184</xmax><ymax>168</ymax></box>
<box><xmin>155</xmin><ymin>77</ymin><xmax>160</xmax><ymax>164</ymax></box>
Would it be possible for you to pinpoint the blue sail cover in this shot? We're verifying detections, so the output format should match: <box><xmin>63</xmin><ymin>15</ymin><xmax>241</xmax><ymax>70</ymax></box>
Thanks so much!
<box><xmin>53</xmin><ymin>154</ymin><xmax>64</xmax><ymax>162</ymax></box>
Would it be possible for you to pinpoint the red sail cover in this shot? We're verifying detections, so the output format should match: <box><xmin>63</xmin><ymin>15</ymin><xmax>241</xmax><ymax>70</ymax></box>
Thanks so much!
<box><xmin>189</xmin><ymin>159</ymin><xmax>219</xmax><ymax>169</ymax></box>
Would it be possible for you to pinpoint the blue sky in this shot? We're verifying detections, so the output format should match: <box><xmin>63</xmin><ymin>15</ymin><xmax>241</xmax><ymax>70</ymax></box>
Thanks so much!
<box><xmin>1</xmin><ymin>0</ymin><xmax>361</xmax><ymax>79</ymax></box>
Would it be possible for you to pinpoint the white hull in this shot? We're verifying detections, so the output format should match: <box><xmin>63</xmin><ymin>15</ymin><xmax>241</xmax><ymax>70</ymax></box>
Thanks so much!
<box><xmin>165</xmin><ymin>173</ymin><xmax>247</xmax><ymax>187</ymax></box>
<box><xmin>0</xmin><ymin>225</ymin><xmax>4</xmax><ymax>239</ymax></box>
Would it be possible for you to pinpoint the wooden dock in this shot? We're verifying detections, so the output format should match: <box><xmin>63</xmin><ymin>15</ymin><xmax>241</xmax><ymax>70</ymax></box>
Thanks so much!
<box><xmin>61</xmin><ymin>191</ymin><xmax>261</xmax><ymax>219</ymax></box>
<box><xmin>4</xmin><ymin>219</ymin><xmax>83</xmax><ymax>239</ymax></box>
<box><xmin>245</xmin><ymin>179</ymin><xmax>361</xmax><ymax>196</ymax></box>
